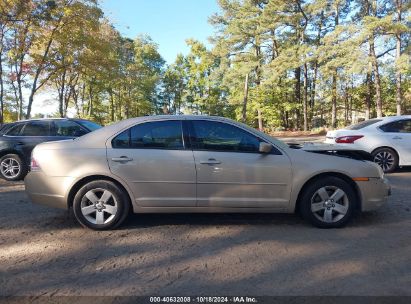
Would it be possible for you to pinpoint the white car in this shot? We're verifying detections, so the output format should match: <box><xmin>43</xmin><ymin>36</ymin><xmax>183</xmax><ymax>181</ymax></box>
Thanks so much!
<box><xmin>325</xmin><ymin>116</ymin><xmax>411</xmax><ymax>173</ymax></box>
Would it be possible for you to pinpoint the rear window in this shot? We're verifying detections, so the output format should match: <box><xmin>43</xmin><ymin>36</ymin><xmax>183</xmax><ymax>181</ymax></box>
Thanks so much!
<box><xmin>5</xmin><ymin>124</ymin><xmax>24</xmax><ymax>136</ymax></box>
<box><xmin>346</xmin><ymin>119</ymin><xmax>382</xmax><ymax>130</ymax></box>
<box><xmin>0</xmin><ymin>124</ymin><xmax>12</xmax><ymax>134</ymax></box>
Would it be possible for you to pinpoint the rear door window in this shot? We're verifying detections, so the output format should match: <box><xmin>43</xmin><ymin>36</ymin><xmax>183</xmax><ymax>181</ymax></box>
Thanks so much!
<box><xmin>20</xmin><ymin>121</ymin><xmax>51</xmax><ymax>136</ymax></box>
<box><xmin>112</xmin><ymin>120</ymin><xmax>184</xmax><ymax>150</ymax></box>
<box><xmin>380</xmin><ymin>120</ymin><xmax>411</xmax><ymax>133</ymax></box>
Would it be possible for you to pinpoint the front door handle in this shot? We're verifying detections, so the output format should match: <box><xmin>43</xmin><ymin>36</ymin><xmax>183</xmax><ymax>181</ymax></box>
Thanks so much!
<box><xmin>111</xmin><ymin>156</ymin><xmax>133</xmax><ymax>163</ymax></box>
<box><xmin>200</xmin><ymin>158</ymin><xmax>221</xmax><ymax>165</ymax></box>
<box><xmin>392</xmin><ymin>136</ymin><xmax>402</xmax><ymax>140</ymax></box>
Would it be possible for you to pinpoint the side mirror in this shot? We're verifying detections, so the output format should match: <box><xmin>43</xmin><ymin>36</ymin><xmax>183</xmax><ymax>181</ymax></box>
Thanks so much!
<box><xmin>259</xmin><ymin>142</ymin><xmax>272</xmax><ymax>154</ymax></box>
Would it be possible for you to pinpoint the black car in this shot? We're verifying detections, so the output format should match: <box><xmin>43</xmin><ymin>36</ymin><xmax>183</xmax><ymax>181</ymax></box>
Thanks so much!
<box><xmin>0</xmin><ymin>118</ymin><xmax>101</xmax><ymax>181</ymax></box>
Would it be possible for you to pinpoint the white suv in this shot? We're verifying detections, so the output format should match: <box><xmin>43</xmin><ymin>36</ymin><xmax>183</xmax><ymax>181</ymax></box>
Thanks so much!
<box><xmin>325</xmin><ymin>116</ymin><xmax>411</xmax><ymax>173</ymax></box>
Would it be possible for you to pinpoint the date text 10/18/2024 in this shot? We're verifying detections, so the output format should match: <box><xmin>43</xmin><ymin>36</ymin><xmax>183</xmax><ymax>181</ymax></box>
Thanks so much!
<box><xmin>150</xmin><ymin>297</ymin><xmax>258</xmax><ymax>303</ymax></box>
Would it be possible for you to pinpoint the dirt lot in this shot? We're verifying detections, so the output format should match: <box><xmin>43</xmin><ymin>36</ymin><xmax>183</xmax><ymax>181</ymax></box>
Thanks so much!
<box><xmin>1</xmin><ymin>170</ymin><xmax>410</xmax><ymax>296</ymax></box>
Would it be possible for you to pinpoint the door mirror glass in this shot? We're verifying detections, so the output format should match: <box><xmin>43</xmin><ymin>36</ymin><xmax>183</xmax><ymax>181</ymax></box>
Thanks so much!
<box><xmin>259</xmin><ymin>142</ymin><xmax>272</xmax><ymax>153</ymax></box>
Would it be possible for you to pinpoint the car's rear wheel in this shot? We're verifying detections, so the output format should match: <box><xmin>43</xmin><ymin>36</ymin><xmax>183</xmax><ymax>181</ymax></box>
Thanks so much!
<box><xmin>0</xmin><ymin>154</ymin><xmax>27</xmax><ymax>181</ymax></box>
<box><xmin>299</xmin><ymin>177</ymin><xmax>356</xmax><ymax>228</ymax></box>
<box><xmin>372</xmin><ymin>148</ymin><xmax>398</xmax><ymax>173</ymax></box>
<box><xmin>73</xmin><ymin>180</ymin><xmax>130</xmax><ymax>230</ymax></box>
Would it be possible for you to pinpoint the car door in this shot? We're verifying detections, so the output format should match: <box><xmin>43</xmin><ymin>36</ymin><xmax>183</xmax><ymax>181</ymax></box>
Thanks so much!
<box><xmin>107</xmin><ymin>119</ymin><xmax>197</xmax><ymax>207</ymax></box>
<box><xmin>380</xmin><ymin>119</ymin><xmax>411</xmax><ymax>164</ymax></box>
<box><xmin>188</xmin><ymin>120</ymin><xmax>292</xmax><ymax>209</ymax></box>
<box><xmin>15</xmin><ymin>121</ymin><xmax>56</xmax><ymax>163</ymax></box>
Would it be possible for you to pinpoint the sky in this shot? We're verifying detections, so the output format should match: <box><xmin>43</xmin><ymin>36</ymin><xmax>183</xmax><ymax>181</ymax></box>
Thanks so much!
<box><xmin>32</xmin><ymin>0</ymin><xmax>220</xmax><ymax>116</ymax></box>
<box><xmin>101</xmin><ymin>0</ymin><xmax>221</xmax><ymax>64</ymax></box>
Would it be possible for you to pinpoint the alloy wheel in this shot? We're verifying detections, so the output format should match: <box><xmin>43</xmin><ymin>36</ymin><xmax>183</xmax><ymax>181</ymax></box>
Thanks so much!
<box><xmin>0</xmin><ymin>158</ymin><xmax>21</xmax><ymax>179</ymax></box>
<box><xmin>310</xmin><ymin>186</ymin><xmax>349</xmax><ymax>223</ymax></box>
<box><xmin>80</xmin><ymin>188</ymin><xmax>118</xmax><ymax>225</ymax></box>
<box><xmin>374</xmin><ymin>151</ymin><xmax>394</xmax><ymax>172</ymax></box>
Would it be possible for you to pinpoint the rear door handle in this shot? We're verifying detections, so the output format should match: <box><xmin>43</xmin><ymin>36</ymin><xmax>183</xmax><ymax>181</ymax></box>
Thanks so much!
<box><xmin>200</xmin><ymin>158</ymin><xmax>221</xmax><ymax>165</ymax></box>
<box><xmin>111</xmin><ymin>156</ymin><xmax>133</xmax><ymax>162</ymax></box>
<box><xmin>392</xmin><ymin>136</ymin><xmax>402</xmax><ymax>140</ymax></box>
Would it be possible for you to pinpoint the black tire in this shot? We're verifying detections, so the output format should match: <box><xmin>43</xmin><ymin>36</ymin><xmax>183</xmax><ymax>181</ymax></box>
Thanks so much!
<box><xmin>371</xmin><ymin>147</ymin><xmax>398</xmax><ymax>173</ymax></box>
<box><xmin>0</xmin><ymin>153</ymin><xmax>28</xmax><ymax>181</ymax></box>
<box><xmin>73</xmin><ymin>180</ymin><xmax>130</xmax><ymax>230</ymax></box>
<box><xmin>299</xmin><ymin>176</ymin><xmax>356</xmax><ymax>228</ymax></box>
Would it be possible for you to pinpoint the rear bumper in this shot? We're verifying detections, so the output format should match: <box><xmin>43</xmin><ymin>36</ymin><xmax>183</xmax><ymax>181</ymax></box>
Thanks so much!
<box><xmin>357</xmin><ymin>177</ymin><xmax>391</xmax><ymax>211</ymax></box>
<box><xmin>24</xmin><ymin>171</ymin><xmax>73</xmax><ymax>209</ymax></box>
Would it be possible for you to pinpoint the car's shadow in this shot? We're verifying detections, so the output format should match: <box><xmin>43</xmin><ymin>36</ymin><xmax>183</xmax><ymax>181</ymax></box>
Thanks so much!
<box><xmin>121</xmin><ymin>212</ymin><xmax>306</xmax><ymax>229</ymax></box>
<box><xmin>394</xmin><ymin>166</ymin><xmax>411</xmax><ymax>173</ymax></box>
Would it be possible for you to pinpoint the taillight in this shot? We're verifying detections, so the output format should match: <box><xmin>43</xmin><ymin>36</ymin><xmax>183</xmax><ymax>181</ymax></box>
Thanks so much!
<box><xmin>335</xmin><ymin>135</ymin><xmax>364</xmax><ymax>144</ymax></box>
<box><xmin>30</xmin><ymin>156</ymin><xmax>41</xmax><ymax>171</ymax></box>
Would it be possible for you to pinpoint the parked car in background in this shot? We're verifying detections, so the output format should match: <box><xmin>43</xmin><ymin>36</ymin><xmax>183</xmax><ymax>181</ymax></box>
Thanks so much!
<box><xmin>0</xmin><ymin>118</ymin><xmax>101</xmax><ymax>181</ymax></box>
<box><xmin>325</xmin><ymin>116</ymin><xmax>411</xmax><ymax>173</ymax></box>
<box><xmin>25</xmin><ymin>115</ymin><xmax>390</xmax><ymax>230</ymax></box>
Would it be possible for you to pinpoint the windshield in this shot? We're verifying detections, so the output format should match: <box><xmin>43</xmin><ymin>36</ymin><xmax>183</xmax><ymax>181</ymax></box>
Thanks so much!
<box><xmin>346</xmin><ymin>119</ymin><xmax>382</xmax><ymax>130</ymax></box>
<box><xmin>77</xmin><ymin>120</ymin><xmax>102</xmax><ymax>131</ymax></box>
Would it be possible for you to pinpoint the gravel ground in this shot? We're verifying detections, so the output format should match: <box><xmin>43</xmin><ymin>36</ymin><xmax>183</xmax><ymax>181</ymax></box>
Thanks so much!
<box><xmin>0</xmin><ymin>170</ymin><xmax>410</xmax><ymax>296</ymax></box>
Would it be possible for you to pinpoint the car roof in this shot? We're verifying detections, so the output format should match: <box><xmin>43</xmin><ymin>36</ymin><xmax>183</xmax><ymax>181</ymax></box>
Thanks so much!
<box><xmin>75</xmin><ymin>115</ymin><xmax>289</xmax><ymax>151</ymax></box>
<box><xmin>378</xmin><ymin>115</ymin><xmax>411</xmax><ymax>122</ymax></box>
<box><xmin>8</xmin><ymin>118</ymin><xmax>87</xmax><ymax>123</ymax></box>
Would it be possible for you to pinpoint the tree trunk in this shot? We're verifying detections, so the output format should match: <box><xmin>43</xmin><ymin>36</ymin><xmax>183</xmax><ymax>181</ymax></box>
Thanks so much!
<box><xmin>365</xmin><ymin>62</ymin><xmax>372</xmax><ymax>120</ymax></box>
<box><xmin>311</xmin><ymin>61</ymin><xmax>318</xmax><ymax>111</ymax></box>
<box><xmin>369</xmin><ymin>0</ymin><xmax>383</xmax><ymax>118</ymax></box>
<box><xmin>331</xmin><ymin>72</ymin><xmax>337</xmax><ymax>129</ymax></box>
<box><xmin>0</xmin><ymin>53</ymin><xmax>3</xmax><ymax>124</ymax></box>
<box><xmin>310</xmin><ymin>10</ymin><xmax>324</xmax><ymax>115</ymax></box>
<box><xmin>242</xmin><ymin>73</ymin><xmax>249</xmax><ymax>123</ymax></box>
<box><xmin>109</xmin><ymin>89</ymin><xmax>115</xmax><ymax>122</ymax></box>
<box><xmin>303</xmin><ymin>63</ymin><xmax>308</xmax><ymax>131</ymax></box>
<box><xmin>369</xmin><ymin>36</ymin><xmax>383</xmax><ymax>118</ymax></box>
<box><xmin>58</xmin><ymin>69</ymin><xmax>66</xmax><ymax>118</ymax></box>
<box><xmin>257</xmin><ymin>108</ymin><xmax>263</xmax><ymax>131</ymax></box>
<box><xmin>25</xmin><ymin>16</ymin><xmax>62</xmax><ymax>119</ymax></box>
<box><xmin>88</xmin><ymin>85</ymin><xmax>93</xmax><ymax>117</ymax></box>
<box><xmin>0</xmin><ymin>25</ymin><xmax>4</xmax><ymax>124</ymax></box>
<box><xmin>331</xmin><ymin>4</ymin><xmax>339</xmax><ymax>129</ymax></box>
<box><xmin>17</xmin><ymin>76</ymin><xmax>24</xmax><ymax>120</ymax></box>
<box><xmin>294</xmin><ymin>67</ymin><xmax>301</xmax><ymax>129</ymax></box>
<box><xmin>395</xmin><ymin>0</ymin><xmax>403</xmax><ymax>116</ymax></box>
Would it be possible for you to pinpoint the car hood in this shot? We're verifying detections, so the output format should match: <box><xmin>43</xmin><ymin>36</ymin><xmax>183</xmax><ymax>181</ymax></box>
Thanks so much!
<box><xmin>286</xmin><ymin>144</ymin><xmax>382</xmax><ymax>179</ymax></box>
<box><xmin>289</xmin><ymin>142</ymin><xmax>373</xmax><ymax>161</ymax></box>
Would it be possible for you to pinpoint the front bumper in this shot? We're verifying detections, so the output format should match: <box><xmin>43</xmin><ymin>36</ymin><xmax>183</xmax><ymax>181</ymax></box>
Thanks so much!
<box><xmin>357</xmin><ymin>177</ymin><xmax>391</xmax><ymax>212</ymax></box>
<box><xmin>24</xmin><ymin>171</ymin><xmax>74</xmax><ymax>209</ymax></box>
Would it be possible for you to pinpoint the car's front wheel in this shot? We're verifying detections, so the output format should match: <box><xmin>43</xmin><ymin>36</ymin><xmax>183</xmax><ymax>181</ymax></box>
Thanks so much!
<box><xmin>372</xmin><ymin>147</ymin><xmax>398</xmax><ymax>173</ymax></box>
<box><xmin>73</xmin><ymin>180</ymin><xmax>130</xmax><ymax>230</ymax></box>
<box><xmin>0</xmin><ymin>153</ymin><xmax>27</xmax><ymax>181</ymax></box>
<box><xmin>299</xmin><ymin>177</ymin><xmax>356</xmax><ymax>228</ymax></box>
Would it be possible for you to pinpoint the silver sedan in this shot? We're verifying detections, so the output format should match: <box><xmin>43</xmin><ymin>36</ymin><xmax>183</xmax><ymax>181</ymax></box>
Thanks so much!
<box><xmin>24</xmin><ymin>115</ymin><xmax>390</xmax><ymax>230</ymax></box>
